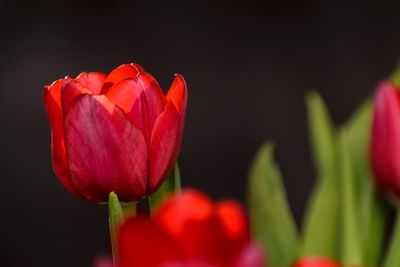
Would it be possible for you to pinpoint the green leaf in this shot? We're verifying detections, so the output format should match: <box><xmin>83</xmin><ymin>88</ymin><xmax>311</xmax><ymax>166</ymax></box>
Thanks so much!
<box><xmin>301</xmin><ymin>172</ymin><xmax>340</xmax><ymax>259</ymax></box>
<box><xmin>173</xmin><ymin>162</ymin><xmax>182</xmax><ymax>192</ymax></box>
<box><xmin>302</xmin><ymin>91</ymin><xmax>340</xmax><ymax>259</ymax></box>
<box><xmin>383</xmin><ymin>205</ymin><xmax>400</xmax><ymax>267</ymax></box>
<box><xmin>305</xmin><ymin>91</ymin><xmax>336</xmax><ymax>178</ymax></box>
<box><xmin>345</xmin><ymin>99</ymin><xmax>372</xmax><ymax>199</ymax></box>
<box><xmin>149</xmin><ymin>163</ymin><xmax>181</xmax><ymax>214</ymax></box>
<box><xmin>362</xmin><ymin>192</ymin><xmax>389</xmax><ymax>267</ymax></box>
<box><xmin>345</xmin><ymin>99</ymin><xmax>389</xmax><ymax>267</ymax></box>
<box><xmin>390</xmin><ymin>62</ymin><xmax>400</xmax><ymax>86</ymax></box>
<box><xmin>247</xmin><ymin>142</ymin><xmax>299</xmax><ymax>267</ymax></box>
<box><xmin>338</xmin><ymin>129</ymin><xmax>362</xmax><ymax>266</ymax></box>
<box><xmin>108</xmin><ymin>192</ymin><xmax>124</xmax><ymax>264</ymax></box>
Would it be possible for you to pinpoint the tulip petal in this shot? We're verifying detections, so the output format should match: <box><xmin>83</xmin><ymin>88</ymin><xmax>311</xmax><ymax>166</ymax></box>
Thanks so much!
<box><xmin>155</xmin><ymin>190</ymin><xmax>237</xmax><ymax>265</ymax></box>
<box><xmin>106</xmin><ymin>79</ymin><xmax>144</xmax><ymax>134</ymax></box>
<box><xmin>178</xmin><ymin>214</ymin><xmax>238</xmax><ymax>265</ymax></box>
<box><xmin>148</xmin><ymin>101</ymin><xmax>180</xmax><ymax>192</ymax></box>
<box><xmin>43</xmin><ymin>78</ymin><xmax>80</xmax><ymax>196</ymax></box>
<box><xmin>167</xmin><ymin>74</ymin><xmax>187</xmax><ymax>167</ymax></box>
<box><xmin>106</xmin><ymin>74</ymin><xmax>167</xmax><ymax>143</ymax></box>
<box><xmin>136</xmin><ymin>72</ymin><xmax>167</xmax><ymax>139</ymax></box>
<box><xmin>63</xmin><ymin>94</ymin><xmax>147</xmax><ymax>202</ymax></box>
<box><xmin>118</xmin><ymin>217</ymin><xmax>184</xmax><ymax>267</ymax></box>
<box><xmin>75</xmin><ymin>72</ymin><xmax>106</xmax><ymax>94</ymax></box>
<box><xmin>371</xmin><ymin>81</ymin><xmax>400</xmax><ymax>195</ymax></box>
<box><xmin>156</xmin><ymin>190</ymin><xmax>214</xmax><ymax>236</ymax></box>
<box><xmin>216</xmin><ymin>200</ymin><xmax>249</xmax><ymax>244</ymax></box>
<box><xmin>167</xmin><ymin>74</ymin><xmax>187</xmax><ymax>114</ymax></box>
<box><xmin>61</xmin><ymin>80</ymin><xmax>92</xmax><ymax>116</ymax></box>
<box><xmin>102</xmin><ymin>63</ymin><xmax>143</xmax><ymax>93</ymax></box>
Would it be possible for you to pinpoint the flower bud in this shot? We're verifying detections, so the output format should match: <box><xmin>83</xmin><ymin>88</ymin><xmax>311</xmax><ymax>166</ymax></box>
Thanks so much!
<box><xmin>370</xmin><ymin>81</ymin><xmax>400</xmax><ymax>197</ymax></box>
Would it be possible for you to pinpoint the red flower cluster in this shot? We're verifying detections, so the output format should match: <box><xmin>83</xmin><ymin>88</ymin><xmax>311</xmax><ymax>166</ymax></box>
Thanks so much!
<box><xmin>44</xmin><ymin>63</ymin><xmax>187</xmax><ymax>202</ymax></box>
<box><xmin>371</xmin><ymin>81</ymin><xmax>400</xmax><ymax>197</ymax></box>
<box><xmin>117</xmin><ymin>190</ymin><xmax>265</xmax><ymax>267</ymax></box>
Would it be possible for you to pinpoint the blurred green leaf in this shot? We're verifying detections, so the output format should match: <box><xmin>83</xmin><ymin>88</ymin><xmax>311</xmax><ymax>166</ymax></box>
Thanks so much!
<box><xmin>301</xmin><ymin>172</ymin><xmax>340</xmax><ymax>259</ymax></box>
<box><xmin>247</xmin><ymin>142</ymin><xmax>299</xmax><ymax>267</ymax></box>
<box><xmin>390</xmin><ymin>62</ymin><xmax>400</xmax><ymax>86</ymax></box>
<box><xmin>305</xmin><ymin>91</ymin><xmax>336</xmax><ymax>178</ymax></box>
<box><xmin>302</xmin><ymin>91</ymin><xmax>340</xmax><ymax>259</ymax></box>
<box><xmin>345</xmin><ymin>99</ymin><xmax>372</xmax><ymax>200</ymax></box>
<box><xmin>338</xmin><ymin>129</ymin><xmax>362</xmax><ymax>266</ymax></box>
<box><xmin>345</xmin><ymin>99</ymin><xmax>389</xmax><ymax>267</ymax></box>
<box><xmin>383</xmin><ymin>206</ymin><xmax>400</xmax><ymax>267</ymax></box>
<box><xmin>149</xmin><ymin>163</ymin><xmax>181</xmax><ymax>214</ymax></box>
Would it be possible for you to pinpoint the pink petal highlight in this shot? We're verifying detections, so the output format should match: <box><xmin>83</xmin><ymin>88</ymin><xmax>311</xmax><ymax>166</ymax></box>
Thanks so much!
<box><xmin>93</xmin><ymin>256</ymin><xmax>113</xmax><ymax>267</ymax></box>
<box><xmin>234</xmin><ymin>244</ymin><xmax>266</xmax><ymax>267</ymax></box>
<box><xmin>61</xmin><ymin>80</ymin><xmax>92</xmax><ymax>116</ymax></box>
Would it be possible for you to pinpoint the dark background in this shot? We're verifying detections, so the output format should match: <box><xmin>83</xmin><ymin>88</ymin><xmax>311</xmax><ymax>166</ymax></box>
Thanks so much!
<box><xmin>1</xmin><ymin>0</ymin><xmax>400</xmax><ymax>266</ymax></box>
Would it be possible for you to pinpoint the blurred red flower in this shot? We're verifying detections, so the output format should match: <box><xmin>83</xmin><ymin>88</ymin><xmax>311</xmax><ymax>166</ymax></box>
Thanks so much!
<box><xmin>118</xmin><ymin>189</ymin><xmax>265</xmax><ymax>267</ymax></box>
<box><xmin>44</xmin><ymin>63</ymin><xmax>187</xmax><ymax>202</ymax></box>
<box><xmin>370</xmin><ymin>81</ymin><xmax>400</xmax><ymax>197</ymax></box>
<box><xmin>93</xmin><ymin>255</ymin><xmax>113</xmax><ymax>267</ymax></box>
<box><xmin>293</xmin><ymin>257</ymin><xmax>340</xmax><ymax>267</ymax></box>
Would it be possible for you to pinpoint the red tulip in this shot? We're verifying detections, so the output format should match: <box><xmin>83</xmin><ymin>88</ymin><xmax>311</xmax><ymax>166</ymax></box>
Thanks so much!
<box><xmin>44</xmin><ymin>63</ymin><xmax>187</xmax><ymax>202</ymax></box>
<box><xmin>292</xmin><ymin>258</ymin><xmax>340</xmax><ymax>267</ymax></box>
<box><xmin>117</xmin><ymin>189</ymin><xmax>266</xmax><ymax>267</ymax></box>
<box><xmin>370</xmin><ymin>81</ymin><xmax>400</xmax><ymax>197</ymax></box>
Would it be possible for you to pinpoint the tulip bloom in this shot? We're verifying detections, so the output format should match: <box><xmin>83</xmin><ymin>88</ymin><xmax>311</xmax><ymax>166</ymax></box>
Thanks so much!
<box><xmin>293</xmin><ymin>258</ymin><xmax>340</xmax><ymax>267</ymax></box>
<box><xmin>370</xmin><ymin>81</ymin><xmax>400</xmax><ymax>197</ymax></box>
<box><xmin>44</xmin><ymin>63</ymin><xmax>187</xmax><ymax>202</ymax></box>
<box><xmin>118</xmin><ymin>189</ymin><xmax>266</xmax><ymax>267</ymax></box>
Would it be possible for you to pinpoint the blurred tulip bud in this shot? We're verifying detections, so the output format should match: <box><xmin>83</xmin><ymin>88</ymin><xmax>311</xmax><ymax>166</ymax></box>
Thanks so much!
<box><xmin>370</xmin><ymin>81</ymin><xmax>400</xmax><ymax>197</ymax></box>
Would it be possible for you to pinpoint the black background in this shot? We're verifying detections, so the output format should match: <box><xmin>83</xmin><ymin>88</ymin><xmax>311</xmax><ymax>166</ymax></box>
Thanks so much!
<box><xmin>1</xmin><ymin>0</ymin><xmax>400</xmax><ymax>266</ymax></box>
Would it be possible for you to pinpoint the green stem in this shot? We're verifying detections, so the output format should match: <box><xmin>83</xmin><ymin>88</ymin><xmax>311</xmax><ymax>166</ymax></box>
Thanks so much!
<box><xmin>383</xmin><ymin>204</ymin><xmax>400</xmax><ymax>267</ymax></box>
<box><xmin>122</xmin><ymin>202</ymin><xmax>136</xmax><ymax>218</ymax></box>
<box><xmin>173</xmin><ymin>162</ymin><xmax>181</xmax><ymax>192</ymax></box>
<box><xmin>149</xmin><ymin>163</ymin><xmax>181</xmax><ymax>214</ymax></box>
<box><xmin>108</xmin><ymin>192</ymin><xmax>123</xmax><ymax>266</ymax></box>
